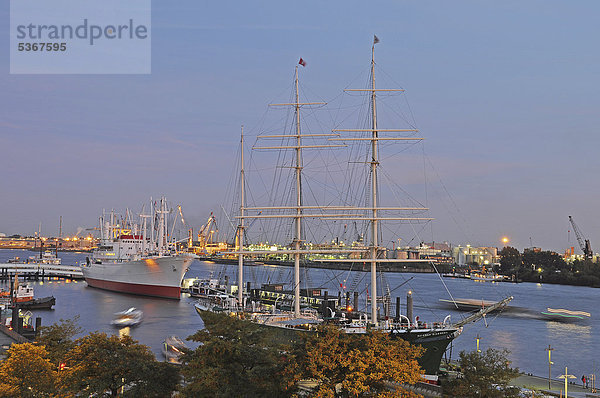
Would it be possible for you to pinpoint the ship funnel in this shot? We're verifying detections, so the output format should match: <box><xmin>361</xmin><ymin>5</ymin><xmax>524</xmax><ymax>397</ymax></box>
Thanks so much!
<box><xmin>407</xmin><ymin>291</ymin><xmax>413</xmax><ymax>327</ymax></box>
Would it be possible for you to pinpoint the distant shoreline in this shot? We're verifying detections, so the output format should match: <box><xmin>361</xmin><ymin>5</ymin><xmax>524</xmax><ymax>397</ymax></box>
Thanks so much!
<box><xmin>0</xmin><ymin>247</ymin><xmax>93</xmax><ymax>253</ymax></box>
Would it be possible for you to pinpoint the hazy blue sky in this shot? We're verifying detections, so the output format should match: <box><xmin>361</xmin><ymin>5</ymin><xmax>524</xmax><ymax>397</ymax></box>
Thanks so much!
<box><xmin>1</xmin><ymin>1</ymin><xmax>599</xmax><ymax>252</ymax></box>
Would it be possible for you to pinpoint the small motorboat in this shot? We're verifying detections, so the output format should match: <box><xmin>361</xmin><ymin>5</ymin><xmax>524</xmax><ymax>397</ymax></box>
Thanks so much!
<box><xmin>162</xmin><ymin>335</ymin><xmax>187</xmax><ymax>364</ymax></box>
<box><xmin>540</xmin><ymin>307</ymin><xmax>591</xmax><ymax>322</ymax></box>
<box><xmin>110</xmin><ymin>307</ymin><xmax>143</xmax><ymax>327</ymax></box>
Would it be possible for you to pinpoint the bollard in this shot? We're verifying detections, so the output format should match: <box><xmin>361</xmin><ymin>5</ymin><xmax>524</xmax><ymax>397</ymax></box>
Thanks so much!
<box><xmin>35</xmin><ymin>317</ymin><xmax>42</xmax><ymax>337</ymax></box>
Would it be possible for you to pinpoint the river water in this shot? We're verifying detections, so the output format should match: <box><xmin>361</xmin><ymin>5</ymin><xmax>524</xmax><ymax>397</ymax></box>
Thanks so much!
<box><xmin>1</xmin><ymin>249</ymin><xmax>597</xmax><ymax>381</ymax></box>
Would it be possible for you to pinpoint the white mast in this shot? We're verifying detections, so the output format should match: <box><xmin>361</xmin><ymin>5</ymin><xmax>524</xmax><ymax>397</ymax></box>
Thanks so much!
<box><xmin>238</xmin><ymin>125</ymin><xmax>245</xmax><ymax>308</ymax></box>
<box><xmin>158</xmin><ymin>198</ymin><xmax>164</xmax><ymax>254</ymax></box>
<box><xmin>293</xmin><ymin>66</ymin><xmax>302</xmax><ymax>317</ymax></box>
<box><xmin>150</xmin><ymin>198</ymin><xmax>155</xmax><ymax>250</ymax></box>
<box><xmin>140</xmin><ymin>205</ymin><xmax>150</xmax><ymax>255</ymax></box>
<box><xmin>370</xmin><ymin>43</ymin><xmax>379</xmax><ymax>326</ymax></box>
<box><xmin>251</xmin><ymin>62</ymin><xmax>329</xmax><ymax>318</ymax></box>
<box><xmin>157</xmin><ymin>197</ymin><xmax>169</xmax><ymax>255</ymax></box>
<box><xmin>332</xmin><ymin>38</ymin><xmax>430</xmax><ymax>326</ymax></box>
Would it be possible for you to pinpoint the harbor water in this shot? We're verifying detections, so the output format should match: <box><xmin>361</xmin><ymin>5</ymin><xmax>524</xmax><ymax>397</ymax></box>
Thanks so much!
<box><xmin>1</xmin><ymin>249</ymin><xmax>597</xmax><ymax>381</ymax></box>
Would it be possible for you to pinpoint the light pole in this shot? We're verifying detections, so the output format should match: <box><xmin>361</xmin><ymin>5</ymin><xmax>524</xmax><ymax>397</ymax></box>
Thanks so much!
<box><xmin>475</xmin><ymin>334</ymin><xmax>481</xmax><ymax>353</ymax></box>
<box><xmin>272</xmin><ymin>295</ymin><xmax>283</xmax><ymax>314</ymax></box>
<box><xmin>558</xmin><ymin>367</ymin><xmax>576</xmax><ymax>397</ymax></box>
<box><xmin>545</xmin><ymin>345</ymin><xmax>554</xmax><ymax>390</ymax></box>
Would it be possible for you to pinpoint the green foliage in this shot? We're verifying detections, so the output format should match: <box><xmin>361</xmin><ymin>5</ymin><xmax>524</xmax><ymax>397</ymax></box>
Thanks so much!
<box><xmin>498</xmin><ymin>246</ymin><xmax>522</xmax><ymax>275</ymax></box>
<box><xmin>124</xmin><ymin>360</ymin><xmax>180</xmax><ymax>398</ymax></box>
<box><xmin>59</xmin><ymin>332</ymin><xmax>178</xmax><ymax>397</ymax></box>
<box><xmin>442</xmin><ymin>348</ymin><xmax>520</xmax><ymax>398</ymax></box>
<box><xmin>499</xmin><ymin>247</ymin><xmax>600</xmax><ymax>287</ymax></box>
<box><xmin>298</xmin><ymin>325</ymin><xmax>424</xmax><ymax>397</ymax></box>
<box><xmin>35</xmin><ymin>315</ymin><xmax>82</xmax><ymax>366</ymax></box>
<box><xmin>181</xmin><ymin>311</ymin><xmax>297</xmax><ymax>398</ymax></box>
<box><xmin>3</xmin><ymin>318</ymin><xmax>178</xmax><ymax>397</ymax></box>
<box><xmin>0</xmin><ymin>343</ymin><xmax>57</xmax><ymax>397</ymax></box>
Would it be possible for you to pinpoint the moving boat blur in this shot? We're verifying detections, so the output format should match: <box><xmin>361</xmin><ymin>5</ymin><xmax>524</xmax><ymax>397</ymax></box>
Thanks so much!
<box><xmin>111</xmin><ymin>307</ymin><xmax>143</xmax><ymax>327</ymax></box>
<box><xmin>162</xmin><ymin>335</ymin><xmax>187</xmax><ymax>364</ymax></box>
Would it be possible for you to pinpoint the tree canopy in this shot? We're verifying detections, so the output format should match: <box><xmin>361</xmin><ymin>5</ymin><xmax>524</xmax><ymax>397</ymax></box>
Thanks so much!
<box><xmin>182</xmin><ymin>314</ymin><xmax>426</xmax><ymax>398</ymax></box>
<box><xmin>59</xmin><ymin>332</ymin><xmax>179</xmax><ymax>397</ymax></box>
<box><xmin>442</xmin><ymin>348</ymin><xmax>520</xmax><ymax>398</ymax></box>
<box><xmin>499</xmin><ymin>247</ymin><xmax>600</xmax><ymax>287</ymax></box>
<box><xmin>181</xmin><ymin>311</ymin><xmax>297</xmax><ymax>398</ymax></box>
<box><xmin>0</xmin><ymin>343</ymin><xmax>57</xmax><ymax>397</ymax></box>
<box><xmin>35</xmin><ymin>316</ymin><xmax>82</xmax><ymax>366</ymax></box>
<box><xmin>298</xmin><ymin>325</ymin><xmax>424</xmax><ymax>398</ymax></box>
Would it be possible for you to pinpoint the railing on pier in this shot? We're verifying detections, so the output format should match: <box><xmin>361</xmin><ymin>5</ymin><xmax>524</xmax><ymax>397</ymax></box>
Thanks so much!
<box><xmin>0</xmin><ymin>263</ymin><xmax>83</xmax><ymax>280</ymax></box>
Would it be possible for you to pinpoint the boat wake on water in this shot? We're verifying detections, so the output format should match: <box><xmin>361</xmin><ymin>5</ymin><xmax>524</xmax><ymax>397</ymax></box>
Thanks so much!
<box><xmin>438</xmin><ymin>298</ymin><xmax>590</xmax><ymax>324</ymax></box>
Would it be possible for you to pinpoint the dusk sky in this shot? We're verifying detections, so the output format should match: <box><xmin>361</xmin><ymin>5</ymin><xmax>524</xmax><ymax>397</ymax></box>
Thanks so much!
<box><xmin>1</xmin><ymin>1</ymin><xmax>599</xmax><ymax>252</ymax></box>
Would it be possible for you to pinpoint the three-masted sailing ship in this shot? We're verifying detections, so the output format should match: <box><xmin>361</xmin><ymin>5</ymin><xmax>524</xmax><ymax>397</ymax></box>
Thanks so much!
<box><xmin>195</xmin><ymin>39</ymin><xmax>511</xmax><ymax>375</ymax></box>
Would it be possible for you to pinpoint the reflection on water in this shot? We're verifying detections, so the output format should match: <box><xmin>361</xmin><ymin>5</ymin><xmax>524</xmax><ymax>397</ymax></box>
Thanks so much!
<box><xmin>490</xmin><ymin>329</ymin><xmax>519</xmax><ymax>349</ymax></box>
<box><xmin>546</xmin><ymin>321</ymin><xmax>592</xmax><ymax>340</ymax></box>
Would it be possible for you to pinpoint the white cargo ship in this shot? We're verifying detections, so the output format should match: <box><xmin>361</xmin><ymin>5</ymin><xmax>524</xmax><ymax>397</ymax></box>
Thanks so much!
<box><xmin>82</xmin><ymin>197</ymin><xmax>194</xmax><ymax>299</ymax></box>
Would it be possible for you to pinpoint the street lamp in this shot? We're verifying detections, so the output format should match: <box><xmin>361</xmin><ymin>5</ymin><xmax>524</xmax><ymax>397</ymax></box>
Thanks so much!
<box><xmin>501</xmin><ymin>237</ymin><xmax>509</xmax><ymax>246</ymax></box>
<box><xmin>545</xmin><ymin>345</ymin><xmax>554</xmax><ymax>390</ymax></box>
<box><xmin>273</xmin><ymin>295</ymin><xmax>283</xmax><ymax>314</ymax></box>
<box><xmin>558</xmin><ymin>367</ymin><xmax>576</xmax><ymax>397</ymax></box>
<box><xmin>475</xmin><ymin>334</ymin><xmax>481</xmax><ymax>353</ymax></box>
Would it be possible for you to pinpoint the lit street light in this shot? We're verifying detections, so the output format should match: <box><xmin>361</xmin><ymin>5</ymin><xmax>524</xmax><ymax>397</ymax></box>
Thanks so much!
<box><xmin>501</xmin><ymin>237</ymin><xmax>509</xmax><ymax>246</ymax></box>
<box><xmin>545</xmin><ymin>345</ymin><xmax>554</xmax><ymax>390</ymax></box>
<box><xmin>558</xmin><ymin>366</ymin><xmax>576</xmax><ymax>397</ymax></box>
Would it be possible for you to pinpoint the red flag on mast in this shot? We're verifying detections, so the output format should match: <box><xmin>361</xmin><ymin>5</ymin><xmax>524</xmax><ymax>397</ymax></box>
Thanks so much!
<box><xmin>298</xmin><ymin>58</ymin><xmax>307</xmax><ymax>67</ymax></box>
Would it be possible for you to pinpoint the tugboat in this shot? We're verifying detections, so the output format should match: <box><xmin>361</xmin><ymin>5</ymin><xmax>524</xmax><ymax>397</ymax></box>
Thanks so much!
<box><xmin>7</xmin><ymin>277</ymin><xmax>55</xmax><ymax>310</ymax></box>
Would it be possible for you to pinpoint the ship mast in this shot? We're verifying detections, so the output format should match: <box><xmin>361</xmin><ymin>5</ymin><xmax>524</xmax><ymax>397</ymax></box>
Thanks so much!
<box><xmin>334</xmin><ymin>38</ymin><xmax>429</xmax><ymax>326</ymax></box>
<box><xmin>238</xmin><ymin>125</ymin><xmax>245</xmax><ymax>308</ymax></box>
<box><xmin>369</xmin><ymin>43</ymin><xmax>379</xmax><ymax>326</ymax></box>
<box><xmin>252</xmin><ymin>63</ymin><xmax>329</xmax><ymax>318</ymax></box>
<box><xmin>293</xmin><ymin>66</ymin><xmax>302</xmax><ymax>317</ymax></box>
<box><xmin>231</xmin><ymin>51</ymin><xmax>429</xmax><ymax>322</ymax></box>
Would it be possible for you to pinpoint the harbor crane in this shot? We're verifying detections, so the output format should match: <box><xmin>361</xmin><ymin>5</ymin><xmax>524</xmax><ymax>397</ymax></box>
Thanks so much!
<box><xmin>568</xmin><ymin>215</ymin><xmax>592</xmax><ymax>260</ymax></box>
<box><xmin>198</xmin><ymin>213</ymin><xmax>218</xmax><ymax>245</ymax></box>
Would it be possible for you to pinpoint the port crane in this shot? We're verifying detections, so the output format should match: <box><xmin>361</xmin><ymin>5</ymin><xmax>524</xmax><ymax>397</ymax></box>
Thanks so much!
<box><xmin>568</xmin><ymin>215</ymin><xmax>592</xmax><ymax>260</ymax></box>
<box><xmin>198</xmin><ymin>213</ymin><xmax>218</xmax><ymax>245</ymax></box>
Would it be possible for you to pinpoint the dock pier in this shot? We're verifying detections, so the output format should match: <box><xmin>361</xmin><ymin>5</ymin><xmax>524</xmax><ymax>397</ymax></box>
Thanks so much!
<box><xmin>0</xmin><ymin>263</ymin><xmax>83</xmax><ymax>280</ymax></box>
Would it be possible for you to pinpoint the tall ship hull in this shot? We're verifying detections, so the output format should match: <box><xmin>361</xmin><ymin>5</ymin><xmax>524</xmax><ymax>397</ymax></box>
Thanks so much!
<box><xmin>82</xmin><ymin>255</ymin><xmax>193</xmax><ymax>299</ymax></box>
<box><xmin>390</xmin><ymin>327</ymin><xmax>461</xmax><ymax>375</ymax></box>
<box><xmin>195</xmin><ymin>305</ymin><xmax>461</xmax><ymax>375</ymax></box>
